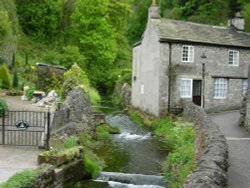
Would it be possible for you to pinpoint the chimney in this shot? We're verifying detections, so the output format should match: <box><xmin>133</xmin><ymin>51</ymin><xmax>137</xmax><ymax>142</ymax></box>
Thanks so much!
<box><xmin>228</xmin><ymin>7</ymin><xmax>245</xmax><ymax>31</ymax></box>
<box><xmin>148</xmin><ymin>0</ymin><xmax>160</xmax><ymax>19</ymax></box>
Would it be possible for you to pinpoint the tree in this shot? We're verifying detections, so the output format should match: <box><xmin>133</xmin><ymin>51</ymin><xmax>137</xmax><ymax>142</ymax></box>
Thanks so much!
<box><xmin>16</xmin><ymin>0</ymin><xmax>63</xmax><ymax>41</ymax></box>
<box><xmin>128</xmin><ymin>0</ymin><xmax>151</xmax><ymax>44</ymax></box>
<box><xmin>71</xmin><ymin>0</ymin><xmax>117</xmax><ymax>93</ymax></box>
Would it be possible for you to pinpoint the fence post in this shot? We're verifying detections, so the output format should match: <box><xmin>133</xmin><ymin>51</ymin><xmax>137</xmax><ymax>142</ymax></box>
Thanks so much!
<box><xmin>2</xmin><ymin>110</ymin><xmax>5</xmax><ymax>145</ymax></box>
<box><xmin>46</xmin><ymin>111</ymin><xmax>50</xmax><ymax>150</ymax></box>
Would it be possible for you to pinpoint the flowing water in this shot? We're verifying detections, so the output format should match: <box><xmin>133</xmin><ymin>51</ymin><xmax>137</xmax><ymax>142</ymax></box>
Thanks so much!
<box><xmin>75</xmin><ymin>104</ymin><xmax>168</xmax><ymax>188</ymax></box>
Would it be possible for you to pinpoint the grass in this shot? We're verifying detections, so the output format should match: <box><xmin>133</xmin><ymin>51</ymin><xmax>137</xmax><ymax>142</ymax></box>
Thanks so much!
<box><xmin>95</xmin><ymin>124</ymin><xmax>120</xmax><ymax>140</ymax></box>
<box><xmin>128</xmin><ymin>109</ymin><xmax>195</xmax><ymax>188</ymax></box>
<box><xmin>83</xmin><ymin>148</ymin><xmax>103</xmax><ymax>178</ymax></box>
<box><xmin>78</xmin><ymin>132</ymin><xmax>105</xmax><ymax>178</ymax></box>
<box><xmin>0</xmin><ymin>170</ymin><xmax>38</xmax><ymax>188</ymax></box>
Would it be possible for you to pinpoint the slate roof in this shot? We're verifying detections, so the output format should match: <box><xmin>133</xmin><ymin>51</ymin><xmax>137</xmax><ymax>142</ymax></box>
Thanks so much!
<box><xmin>151</xmin><ymin>18</ymin><xmax>250</xmax><ymax>48</ymax></box>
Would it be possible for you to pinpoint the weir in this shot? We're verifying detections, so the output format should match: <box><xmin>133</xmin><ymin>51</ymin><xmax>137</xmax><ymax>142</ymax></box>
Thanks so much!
<box><xmin>96</xmin><ymin>172</ymin><xmax>166</xmax><ymax>187</ymax></box>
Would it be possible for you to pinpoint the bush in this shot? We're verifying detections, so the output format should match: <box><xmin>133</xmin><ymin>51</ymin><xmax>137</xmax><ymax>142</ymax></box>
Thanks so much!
<box><xmin>83</xmin><ymin>149</ymin><xmax>102</xmax><ymax>178</ymax></box>
<box><xmin>0</xmin><ymin>64</ymin><xmax>12</xmax><ymax>89</ymax></box>
<box><xmin>24</xmin><ymin>85</ymin><xmax>36</xmax><ymax>100</ymax></box>
<box><xmin>62</xmin><ymin>64</ymin><xmax>101</xmax><ymax>104</ymax></box>
<box><xmin>95</xmin><ymin>125</ymin><xmax>110</xmax><ymax>140</ymax></box>
<box><xmin>78</xmin><ymin>132</ymin><xmax>104</xmax><ymax>178</ymax></box>
<box><xmin>0</xmin><ymin>98</ymin><xmax>7</xmax><ymax>117</ymax></box>
<box><xmin>152</xmin><ymin>118</ymin><xmax>195</xmax><ymax>188</ymax></box>
<box><xmin>0</xmin><ymin>170</ymin><xmax>38</xmax><ymax>188</ymax></box>
<box><xmin>34</xmin><ymin>65</ymin><xmax>64</xmax><ymax>92</ymax></box>
<box><xmin>12</xmin><ymin>70</ymin><xmax>19</xmax><ymax>88</ymax></box>
<box><xmin>60</xmin><ymin>46</ymin><xmax>86</xmax><ymax>69</ymax></box>
<box><xmin>89</xmin><ymin>87</ymin><xmax>101</xmax><ymax>105</ymax></box>
<box><xmin>129</xmin><ymin>111</ymin><xmax>144</xmax><ymax>125</ymax></box>
<box><xmin>63</xmin><ymin>136</ymin><xmax>78</xmax><ymax>149</ymax></box>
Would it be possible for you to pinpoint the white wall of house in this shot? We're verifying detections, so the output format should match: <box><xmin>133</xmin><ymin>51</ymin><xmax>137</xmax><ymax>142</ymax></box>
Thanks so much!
<box><xmin>131</xmin><ymin>19</ymin><xmax>161</xmax><ymax>116</ymax></box>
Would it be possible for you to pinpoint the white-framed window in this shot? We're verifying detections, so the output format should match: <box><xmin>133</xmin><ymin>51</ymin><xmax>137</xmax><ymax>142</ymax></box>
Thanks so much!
<box><xmin>242</xmin><ymin>79</ymin><xmax>248</xmax><ymax>95</ymax></box>
<box><xmin>182</xmin><ymin>45</ymin><xmax>194</xmax><ymax>63</ymax></box>
<box><xmin>214</xmin><ymin>78</ymin><xmax>228</xmax><ymax>99</ymax></box>
<box><xmin>181</xmin><ymin>79</ymin><xmax>192</xmax><ymax>98</ymax></box>
<box><xmin>228</xmin><ymin>50</ymin><xmax>239</xmax><ymax>66</ymax></box>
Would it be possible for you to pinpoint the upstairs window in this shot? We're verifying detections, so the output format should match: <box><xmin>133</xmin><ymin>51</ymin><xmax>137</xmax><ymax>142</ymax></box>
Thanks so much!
<box><xmin>182</xmin><ymin>45</ymin><xmax>194</xmax><ymax>63</ymax></box>
<box><xmin>180</xmin><ymin>79</ymin><xmax>192</xmax><ymax>98</ymax></box>
<box><xmin>214</xmin><ymin>78</ymin><xmax>228</xmax><ymax>99</ymax></box>
<box><xmin>242</xmin><ymin>79</ymin><xmax>248</xmax><ymax>95</ymax></box>
<box><xmin>228</xmin><ymin>50</ymin><xmax>239</xmax><ymax>66</ymax></box>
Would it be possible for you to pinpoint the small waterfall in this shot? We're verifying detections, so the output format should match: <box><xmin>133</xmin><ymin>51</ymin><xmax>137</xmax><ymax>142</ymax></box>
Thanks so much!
<box><xmin>96</xmin><ymin>172</ymin><xmax>167</xmax><ymax>188</ymax></box>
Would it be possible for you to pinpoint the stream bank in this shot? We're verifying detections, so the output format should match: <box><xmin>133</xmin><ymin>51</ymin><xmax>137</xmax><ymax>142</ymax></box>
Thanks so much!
<box><xmin>77</xmin><ymin>104</ymin><xmax>168</xmax><ymax>188</ymax></box>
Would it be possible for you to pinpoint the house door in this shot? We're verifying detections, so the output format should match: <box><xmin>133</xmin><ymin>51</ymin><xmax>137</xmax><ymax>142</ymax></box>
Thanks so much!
<box><xmin>192</xmin><ymin>80</ymin><xmax>202</xmax><ymax>106</ymax></box>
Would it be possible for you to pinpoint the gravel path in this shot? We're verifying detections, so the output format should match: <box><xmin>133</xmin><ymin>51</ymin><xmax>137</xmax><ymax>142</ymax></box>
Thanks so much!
<box><xmin>0</xmin><ymin>94</ymin><xmax>48</xmax><ymax>111</ymax></box>
<box><xmin>211</xmin><ymin>111</ymin><xmax>250</xmax><ymax>188</ymax></box>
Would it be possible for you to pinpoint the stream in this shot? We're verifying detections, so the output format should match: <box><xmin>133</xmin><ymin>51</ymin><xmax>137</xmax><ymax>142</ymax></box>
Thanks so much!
<box><xmin>75</xmin><ymin>104</ymin><xmax>168</xmax><ymax>188</ymax></box>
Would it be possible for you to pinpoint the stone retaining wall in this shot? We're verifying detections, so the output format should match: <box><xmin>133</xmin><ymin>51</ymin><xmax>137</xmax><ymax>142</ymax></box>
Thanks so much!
<box><xmin>183</xmin><ymin>102</ymin><xmax>229</xmax><ymax>188</ymax></box>
<box><xmin>32</xmin><ymin>159</ymin><xmax>90</xmax><ymax>188</ymax></box>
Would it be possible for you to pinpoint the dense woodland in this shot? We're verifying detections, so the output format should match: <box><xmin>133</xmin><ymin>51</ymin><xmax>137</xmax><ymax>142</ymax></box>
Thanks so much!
<box><xmin>0</xmin><ymin>0</ymin><xmax>250</xmax><ymax>97</ymax></box>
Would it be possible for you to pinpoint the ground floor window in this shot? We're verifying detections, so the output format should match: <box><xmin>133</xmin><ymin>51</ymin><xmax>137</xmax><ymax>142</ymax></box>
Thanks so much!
<box><xmin>242</xmin><ymin>79</ymin><xmax>248</xmax><ymax>95</ymax></box>
<box><xmin>180</xmin><ymin>79</ymin><xmax>192</xmax><ymax>98</ymax></box>
<box><xmin>214</xmin><ymin>78</ymin><xmax>228</xmax><ymax>99</ymax></box>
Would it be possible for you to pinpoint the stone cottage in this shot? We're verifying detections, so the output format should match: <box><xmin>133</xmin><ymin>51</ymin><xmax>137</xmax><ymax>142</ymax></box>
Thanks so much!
<box><xmin>132</xmin><ymin>2</ymin><xmax>250</xmax><ymax>116</ymax></box>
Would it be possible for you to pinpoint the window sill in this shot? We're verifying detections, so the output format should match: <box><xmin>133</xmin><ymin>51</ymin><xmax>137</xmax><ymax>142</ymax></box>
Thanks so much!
<box><xmin>228</xmin><ymin>64</ymin><xmax>239</xmax><ymax>67</ymax></box>
<box><xmin>181</xmin><ymin>96</ymin><xmax>192</xmax><ymax>98</ymax></box>
<box><xmin>213</xmin><ymin>97</ymin><xmax>227</xmax><ymax>99</ymax></box>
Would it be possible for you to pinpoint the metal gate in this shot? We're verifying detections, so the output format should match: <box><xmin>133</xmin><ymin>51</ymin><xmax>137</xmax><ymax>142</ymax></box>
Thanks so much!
<box><xmin>0</xmin><ymin>111</ymin><xmax>50</xmax><ymax>148</ymax></box>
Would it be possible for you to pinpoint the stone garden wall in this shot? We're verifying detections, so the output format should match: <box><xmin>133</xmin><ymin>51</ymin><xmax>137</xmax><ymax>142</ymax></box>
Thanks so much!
<box><xmin>32</xmin><ymin>159</ymin><xmax>90</xmax><ymax>188</ymax></box>
<box><xmin>51</xmin><ymin>87</ymin><xmax>96</xmax><ymax>135</ymax></box>
<box><xmin>239</xmin><ymin>66</ymin><xmax>250</xmax><ymax>132</ymax></box>
<box><xmin>183</xmin><ymin>102</ymin><xmax>228</xmax><ymax>188</ymax></box>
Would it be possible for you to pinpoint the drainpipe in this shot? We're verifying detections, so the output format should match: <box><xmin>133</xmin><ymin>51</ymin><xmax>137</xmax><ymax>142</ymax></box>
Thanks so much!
<box><xmin>167</xmin><ymin>43</ymin><xmax>172</xmax><ymax>113</ymax></box>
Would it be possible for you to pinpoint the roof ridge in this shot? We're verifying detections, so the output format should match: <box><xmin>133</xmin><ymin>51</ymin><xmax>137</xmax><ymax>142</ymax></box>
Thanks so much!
<box><xmin>159</xmin><ymin>18</ymin><xmax>228</xmax><ymax>30</ymax></box>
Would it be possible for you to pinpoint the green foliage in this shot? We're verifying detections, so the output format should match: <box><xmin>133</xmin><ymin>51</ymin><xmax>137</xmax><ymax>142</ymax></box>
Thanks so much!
<box><xmin>89</xmin><ymin>87</ymin><xmax>101</xmax><ymax>105</ymax></box>
<box><xmin>151</xmin><ymin>118</ymin><xmax>195</xmax><ymax>188</ymax></box>
<box><xmin>24</xmin><ymin>85</ymin><xmax>36</xmax><ymax>100</ymax></box>
<box><xmin>76</xmin><ymin>132</ymin><xmax>104</xmax><ymax>178</ymax></box>
<box><xmin>0</xmin><ymin>10</ymin><xmax>11</xmax><ymax>37</ymax></box>
<box><xmin>12</xmin><ymin>70</ymin><xmax>18</xmax><ymax>88</ymax></box>
<box><xmin>129</xmin><ymin>111</ymin><xmax>144</xmax><ymax>125</ymax></box>
<box><xmin>0</xmin><ymin>170</ymin><xmax>37</xmax><ymax>188</ymax></box>
<box><xmin>62</xmin><ymin>63</ymin><xmax>89</xmax><ymax>98</ymax></box>
<box><xmin>95</xmin><ymin>124</ymin><xmax>120</xmax><ymax>140</ymax></box>
<box><xmin>60</xmin><ymin>45</ymin><xmax>86</xmax><ymax>69</ymax></box>
<box><xmin>239</xmin><ymin>1</ymin><xmax>250</xmax><ymax>32</ymax></box>
<box><xmin>62</xmin><ymin>64</ymin><xmax>101</xmax><ymax>104</ymax></box>
<box><xmin>34</xmin><ymin>65</ymin><xmax>64</xmax><ymax>92</ymax></box>
<box><xmin>96</xmin><ymin>125</ymin><xmax>110</xmax><ymax>140</ymax></box>
<box><xmin>16</xmin><ymin>0</ymin><xmax>63</xmax><ymax>41</ymax></box>
<box><xmin>0</xmin><ymin>64</ymin><xmax>12</xmax><ymax>89</ymax></box>
<box><xmin>42</xmin><ymin>51</ymin><xmax>62</xmax><ymax>65</ymax></box>
<box><xmin>63</xmin><ymin>135</ymin><xmax>78</xmax><ymax>149</ymax></box>
<box><xmin>83</xmin><ymin>148</ymin><xmax>102</xmax><ymax>178</ymax></box>
<box><xmin>71</xmin><ymin>0</ymin><xmax>117</xmax><ymax>92</ymax></box>
<box><xmin>112</xmin><ymin>69</ymin><xmax>132</xmax><ymax>105</ymax></box>
<box><xmin>0</xmin><ymin>98</ymin><xmax>7</xmax><ymax>117</ymax></box>
<box><xmin>128</xmin><ymin>0</ymin><xmax>151</xmax><ymax>44</ymax></box>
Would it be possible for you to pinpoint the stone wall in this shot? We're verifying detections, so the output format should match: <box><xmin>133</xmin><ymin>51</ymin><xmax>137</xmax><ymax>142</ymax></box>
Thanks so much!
<box><xmin>183</xmin><ymin>102</ymin><xmax>228</xmax><ymax>188</ymax></box>
<box><xmin>51</xmin><ymin>87</ymin><xmax>96</xmax><ymax>135</ymax></box>
<box><xmin>239</xmin><ymin>66</ymin><xmax>250</xmax><ymax>132</ymax></box>
<box><xmin>32</xmin><ymin>159</ymin><xmax>90</xmax><ymax>188</ymax></box>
